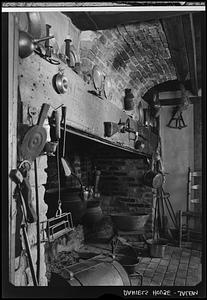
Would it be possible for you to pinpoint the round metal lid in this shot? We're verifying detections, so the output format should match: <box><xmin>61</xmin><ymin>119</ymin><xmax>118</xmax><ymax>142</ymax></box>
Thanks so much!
<box><xmin>20</xmin><ymin>125</ymin><xmax>47</xmax><ymax>162</ymax></box>
<box><xmin>92</xmin><ymin>65</ymin><xmax>103</xmax><ymax>91</ymax></box>
<box><xmin>104</xmin><ymin>76</ymin><xmax>112</xmax><ymax>99</ymax></box>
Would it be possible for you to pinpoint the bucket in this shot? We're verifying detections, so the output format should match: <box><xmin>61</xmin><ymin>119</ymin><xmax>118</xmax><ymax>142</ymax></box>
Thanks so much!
<box><xmin>146</xmin><ymin>239</ymin><xmax>167</xmax><ymax>258</ymax></box>
<box><xmin>118</xmin><ymin>256</ymin><xmax>139</xmax><ymax>275</ymax></box>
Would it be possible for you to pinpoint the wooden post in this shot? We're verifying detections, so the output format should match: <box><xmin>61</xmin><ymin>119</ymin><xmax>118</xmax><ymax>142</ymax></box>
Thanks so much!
<box><xmin>178</xmin><ymin>210</ymin><xmax>182</xmax><ymax>248</ymax></box>
<box><xmin>8</xmin><ymin>13</ymin><xmax>19</xmax><ymax>284</ymax></box>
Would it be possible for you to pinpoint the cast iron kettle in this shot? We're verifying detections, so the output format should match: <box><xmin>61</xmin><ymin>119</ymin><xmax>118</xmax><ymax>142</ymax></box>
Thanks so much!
<box><xmin>19</xmin><ymin>30</ymin><xmax>54</xmax><ymax>59</ymax></box>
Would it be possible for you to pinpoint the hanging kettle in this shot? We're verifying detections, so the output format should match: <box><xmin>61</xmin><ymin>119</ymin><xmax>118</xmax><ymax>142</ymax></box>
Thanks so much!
<box><xmin>19</xmin><ymin>30</ymin><xmax>54</xmax><ymax>59</ymax></box>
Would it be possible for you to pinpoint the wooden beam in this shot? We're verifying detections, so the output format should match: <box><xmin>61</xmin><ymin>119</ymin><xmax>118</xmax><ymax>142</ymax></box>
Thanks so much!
<box><xmin>8</xmin><ymin>13</ymin><xmax>19</xmax><ymax>285</ymax></box>
<box><xmin>161</xmin><ymin>16</ymin><xmax>189</xmax><ymax>82</ymax></box>
<box><xmin>160</xmin><ymin>96</ymin><xmax>201</xmax><ymax>106</ymax></box>
<box><xmin>181</xmin><ymin>13</ymin><xmax>198</xmax><ymax>95</ymax></box>
<box><xmin>65</xmin><ymin>11</ymin><xmax>192</xmax><ymax>30</ymax></box>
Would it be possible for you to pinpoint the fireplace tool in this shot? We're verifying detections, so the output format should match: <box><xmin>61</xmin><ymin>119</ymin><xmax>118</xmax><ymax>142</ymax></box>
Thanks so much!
<box><xmin>60</xmin><ymin>105</ymin><xmax>72</xmax><ymax>177</ymax></box>
<box><xmin>10</xmin><ymin>168</ymin><xmax>38</xmax><ymax>286</ymax></box>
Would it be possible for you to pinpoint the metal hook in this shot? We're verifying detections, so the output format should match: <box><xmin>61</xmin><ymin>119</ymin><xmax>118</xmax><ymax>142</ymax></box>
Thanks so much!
<box><xmin>55</xmin><ymin>201</ymin><xmax>62</xmax><ymax>217</ymax></box>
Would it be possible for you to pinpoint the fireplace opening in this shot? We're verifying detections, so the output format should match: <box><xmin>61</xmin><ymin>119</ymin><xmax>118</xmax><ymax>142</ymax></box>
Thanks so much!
<box><xmin>43</xmin><ymin>129</ymin><xmax>156</xmax><ymax>283</ymax></box>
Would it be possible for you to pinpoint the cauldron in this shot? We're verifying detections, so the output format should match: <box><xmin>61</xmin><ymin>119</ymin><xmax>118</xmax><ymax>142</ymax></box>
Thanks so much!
<box><xmin>44</xmin><ymin>187</ymin><xmax>87</xmax><ymax>225</ymax></box>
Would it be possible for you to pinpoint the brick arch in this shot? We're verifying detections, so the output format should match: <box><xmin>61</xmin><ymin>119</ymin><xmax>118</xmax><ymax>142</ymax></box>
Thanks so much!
<box><xmin>80</xmin><ymin>20</ymin><xmax>177</xmax><ymax>109</ymax></box>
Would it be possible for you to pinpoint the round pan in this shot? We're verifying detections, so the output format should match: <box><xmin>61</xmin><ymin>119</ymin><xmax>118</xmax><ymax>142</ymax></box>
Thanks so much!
<box><xmin>92</xmin><ymin>65</ymin><xmax>103</xmax><ymax>91</ymax></box>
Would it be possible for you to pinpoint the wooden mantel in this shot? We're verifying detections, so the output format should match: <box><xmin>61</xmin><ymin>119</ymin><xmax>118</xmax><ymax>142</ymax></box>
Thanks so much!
<box><xmin>19</xmin><ymin>53</ymin><xmax>157</xmax><ymax>156</ymax></box>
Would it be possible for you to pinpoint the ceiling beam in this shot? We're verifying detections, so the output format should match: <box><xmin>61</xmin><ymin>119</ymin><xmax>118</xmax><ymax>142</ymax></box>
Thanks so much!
<box><xmin>159</xmin><ymin>96</ymin><xmax>201</xmax><ymax>106</ymax></box>
<box><xmin>65</xmin><ymin>11</ymin><xmax>191</xmax><ymax>30</ymax></box>
<box><xmin>161</xmin><ymin>16</ymin><xmax>189</xmax><ymax>82</ymax></box>
<box><xmin>181</xmin><ymin>13</ymin><xmax>198</xmax><ymax>95</ymax></box>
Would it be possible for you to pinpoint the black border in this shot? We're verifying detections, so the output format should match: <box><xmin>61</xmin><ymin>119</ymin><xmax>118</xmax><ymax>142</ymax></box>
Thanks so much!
<box><xmin>1</xmin><ymin>4</ymin><xmax>206</xmax><ymax>299</ymax></box>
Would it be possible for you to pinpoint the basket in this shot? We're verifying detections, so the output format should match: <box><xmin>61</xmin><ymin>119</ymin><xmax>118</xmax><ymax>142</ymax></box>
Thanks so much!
<box><xmin>117</xmin><ymin>255</ymin><xmax>139</xmax><ymax>274</ymax></box>
<box><xmin>146</xmin><ymin>239</ymin><xmax>167</xmax><ymax>258</ymax></box>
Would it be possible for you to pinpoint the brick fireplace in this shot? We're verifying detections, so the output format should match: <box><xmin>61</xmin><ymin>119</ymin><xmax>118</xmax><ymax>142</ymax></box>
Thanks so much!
<box><xmin>44</xmin><ymin>132</ymin><xmax>156</xmax><ymax>244</ymax></box>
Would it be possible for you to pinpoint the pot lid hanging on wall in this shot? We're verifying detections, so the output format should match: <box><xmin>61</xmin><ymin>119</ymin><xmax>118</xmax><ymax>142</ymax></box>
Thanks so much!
<box><xmin>19</xmin><ymin>125</ymin><xmax>47</xmax><ymax>162</ymax></box>
<box><xmin>104</xmin><ymin>76</ymin><xmax>112</xmax><ymax>99</ymax></box>
<box><xmin>92</xmin><ymin>65</ymin><xmax>104</xmax><ymax>92</ymax></box>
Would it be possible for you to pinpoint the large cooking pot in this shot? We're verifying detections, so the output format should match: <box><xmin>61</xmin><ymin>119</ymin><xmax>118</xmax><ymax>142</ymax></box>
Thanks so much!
<box><xmin>118</xmin><ymin>255</ymin><xmax>140</xmax><ymax>275</ymax></box>
<box><xmin>110</xmin><ymin>213</ymin><xmax>149</xmax><ymax>231</ymax></box>
<box><xmin>82</xmin><ymin>200</ymin><xmax>103</xmax><ymax>226</ymax></box>
<box><xmin>44</xmin><ymin>187</ymin><xmax>87</xmax><ymax>225</ymax></box>
<box><xmin>49</xmin><ymin>259</ymin><xmax>130</xmax><ymax>286</ymax></box>
<box><xmin>143</xmin><ymin>170</ymin><xmax>164</xmax><ymax>189</ymax></box>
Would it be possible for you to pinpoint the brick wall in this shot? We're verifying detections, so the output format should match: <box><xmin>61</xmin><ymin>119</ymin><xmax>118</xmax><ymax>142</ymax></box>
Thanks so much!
<box><xmin>45</xmin><ymin>150</ymin><xmax>155</xmax><ymax>239</ymax></box>
<box><xmin>94</xmin><ymin>156</ymin><xmax>156</xmax><ymax>236</ymax></box>
<box><xmin>79</xmin><ymin>21</ymin><xmax>176</xmax><ymax>111</ymax></box>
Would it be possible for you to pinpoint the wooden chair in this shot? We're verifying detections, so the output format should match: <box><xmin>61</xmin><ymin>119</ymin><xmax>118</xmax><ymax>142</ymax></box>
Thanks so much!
<box><xmin>178</xmin><ymin>168</ymin><xmax>202</xmax><ymax>246</ymax></box>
